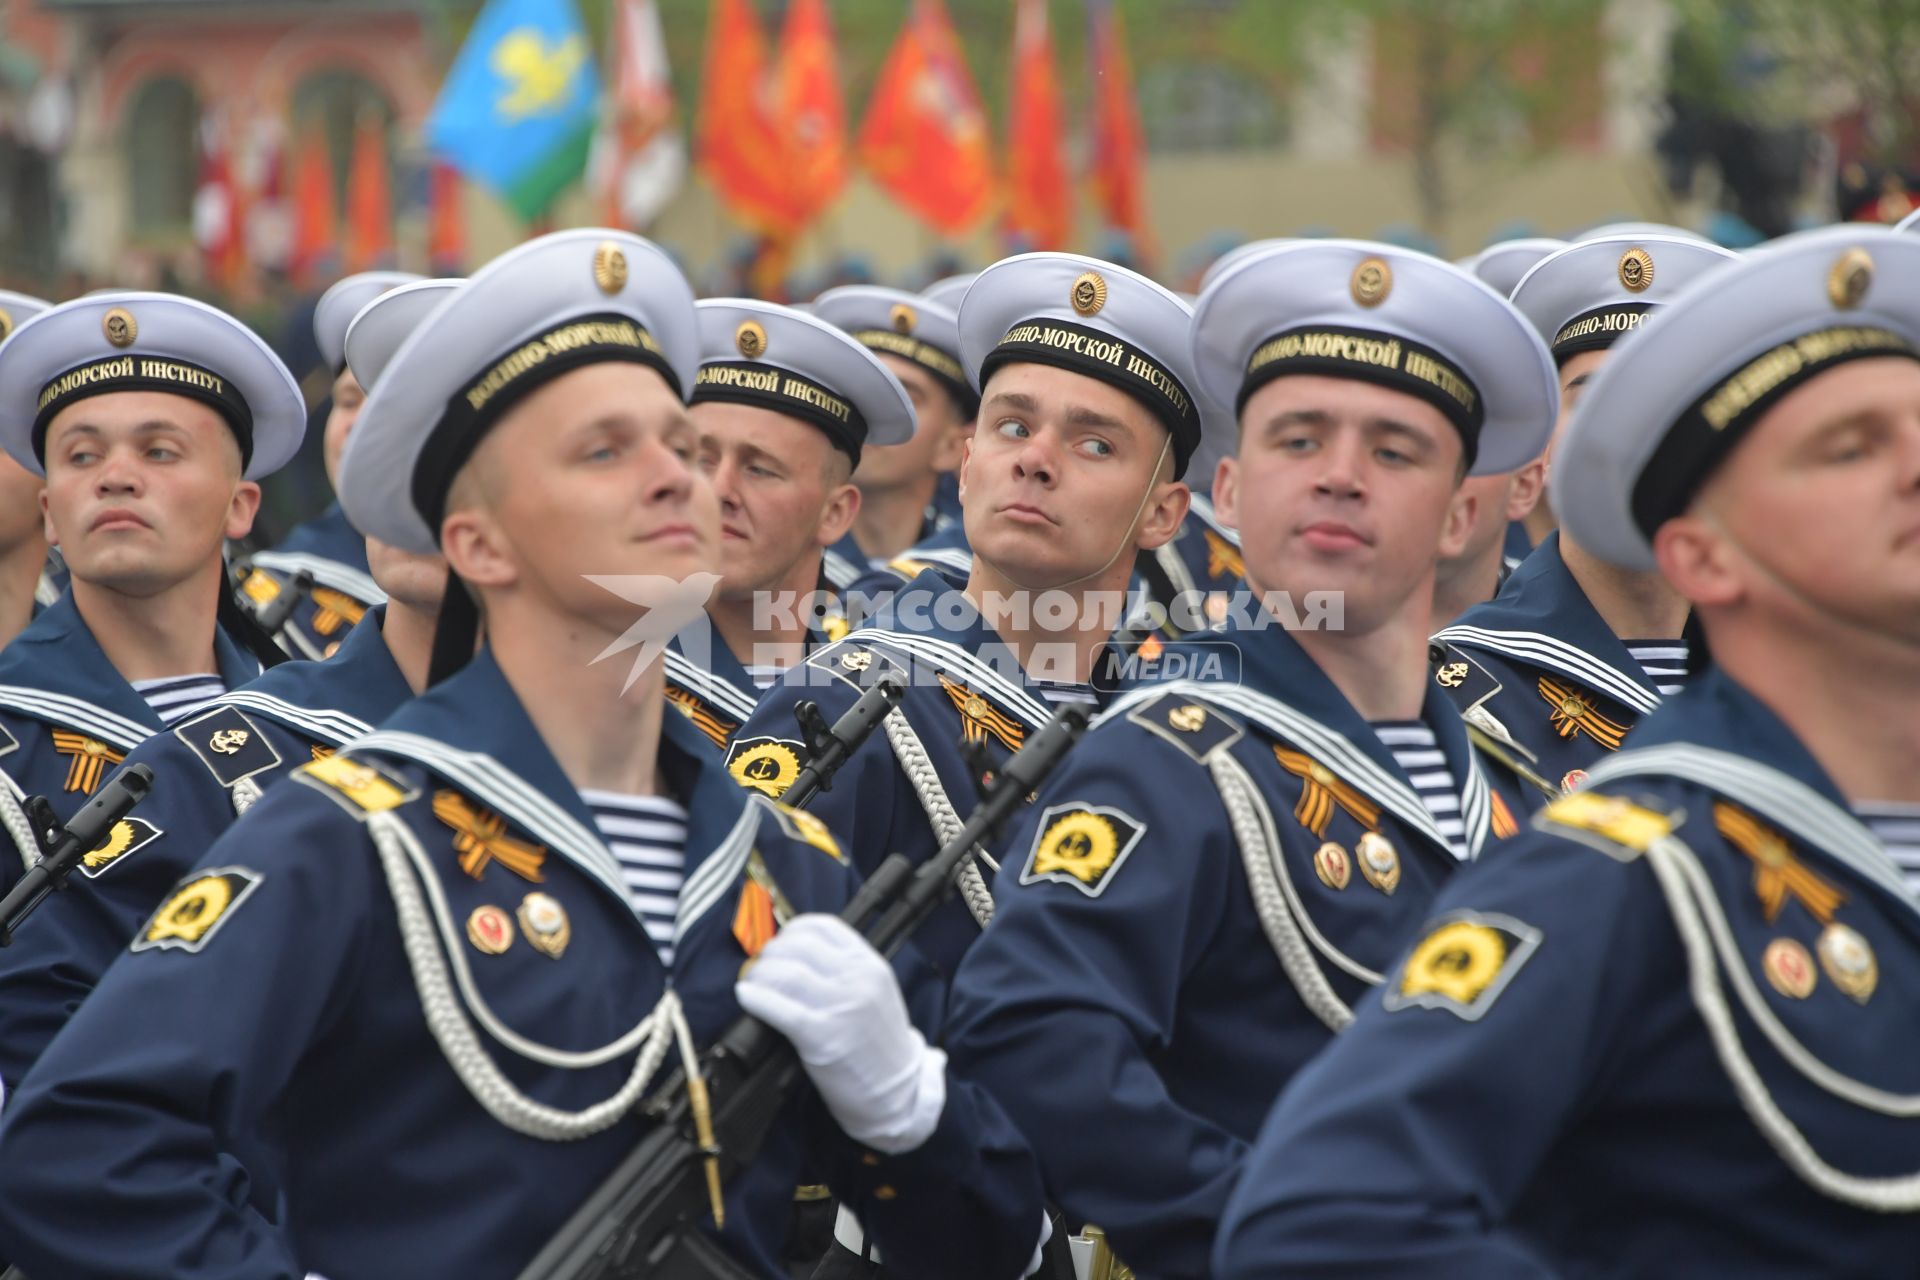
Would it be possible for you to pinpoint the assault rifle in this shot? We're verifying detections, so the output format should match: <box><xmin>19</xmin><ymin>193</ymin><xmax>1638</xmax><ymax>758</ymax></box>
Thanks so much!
<box><xmin>518</xmin><ymin>703</ymin><xmax>1092</xmax><ymax>1280</ymax></box>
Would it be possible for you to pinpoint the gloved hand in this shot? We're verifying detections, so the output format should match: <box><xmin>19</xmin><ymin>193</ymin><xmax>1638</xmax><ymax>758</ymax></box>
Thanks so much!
<box><xmin>735</xmin><ymin>913</ymin><xmax>946</xmax><ymax>1154</ymax></box>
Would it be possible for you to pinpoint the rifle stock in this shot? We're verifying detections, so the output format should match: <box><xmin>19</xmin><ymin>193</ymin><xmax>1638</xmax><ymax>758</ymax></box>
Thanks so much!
<box><xmin>516</xmin><ymin>704</ymin><xmax>1091</xmax><ymax>1280</ymax></box>
<box><xmin>0</xmin><ymin>764</ymin><xmax>156</xmax><ymax>944</ymax></box>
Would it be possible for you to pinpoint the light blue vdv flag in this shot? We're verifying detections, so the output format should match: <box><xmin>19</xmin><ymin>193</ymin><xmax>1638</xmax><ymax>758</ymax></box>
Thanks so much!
<box><xmin>426</xmin><ymin>0</ymin><xmax>602</xmax><ymax>221</ymax></box>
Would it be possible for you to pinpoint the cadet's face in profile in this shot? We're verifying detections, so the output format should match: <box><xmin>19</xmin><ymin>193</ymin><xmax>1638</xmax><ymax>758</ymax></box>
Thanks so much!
<box><xmin>1220</xmin><ymin>374</ymin><xmax>1469</xmax><ymax>634</ymax></box>
<box><xmin>855</xmin><ymin>355</ymin><xmax>962</xmax><ymax>491</ymax></box>
<box><xmin>1682</xmin><ymin>354</ymin><xmax>1920</xmax><ymax>645</ymax></box>
<box><xmin>0</xmin><ymin>453</ymin><xmax>45</xmax><ymax>553</ymax></box>
<box><xmin>692</xmin><ymin>400</ymin><xmax>853</xmax><ymax>601</ymax></box>
<box><xmin>322</xmin><ymin>368</ymin><xmax>366</xmax><ymax>491</ymax></box>
<box><xmin>963</xmin><ymin>362</ymin><xmax>1184</xmax><ymax>588</ymax></box>
<box><xmin>451</xmin><ymin>362</ymin><xmax>718</xmax><ymax>635</ymax></box>
<box><xmin>41</xmin><ymin>391</ymin><xmax>257</xmax><ymax>596</ymax></box>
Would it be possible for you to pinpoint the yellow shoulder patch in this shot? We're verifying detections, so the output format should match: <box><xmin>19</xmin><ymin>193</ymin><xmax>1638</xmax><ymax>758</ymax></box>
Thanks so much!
<box><xmin>1018</xmin><ymin>802</ymin><xmax>1147</xmax><ymax>898</ymax></box>
<box><xmin>295</xmin><ymin>753</ymin><xmax>416</xmax><ymax>816</ymax></box>
<box><xmin>1539</xmin><ymin>789</ymin><xmax>1673</xmax><ymax>855</ymax></box>
<box><xmin>131</xmin><ymin>867</ymin><xmax>264</xmax><ymax>955</ymax></box>
<box><xmin>1383</xmin><ymin>910</ymin><xmax>1542</xmax><ymax>1021</ymax></box>
<box><xmin>727</xmin><ymin>736</ymin><xmax>804</xmax><ymax>798</ymax></box>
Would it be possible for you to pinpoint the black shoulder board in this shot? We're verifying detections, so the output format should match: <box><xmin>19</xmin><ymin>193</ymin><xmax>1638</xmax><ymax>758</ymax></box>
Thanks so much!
<box><xmin>805</xmin><ymin>639</ymin><xmax>908</xmax><ymax>690</ymax></box>
<box><xmin>1125</xmin><ymin>691</ymin><xmax>1243</xmax><ymax>763</ymax></box>
<box><xmin>1429</xmin><ymin>642</ymin><xmax>1503</xmax><ymax>712</ymax></box>
<box><xmin>174</xmin><ymin>705</ymin><xmax>283</xmax><ymax>789</ymax></box>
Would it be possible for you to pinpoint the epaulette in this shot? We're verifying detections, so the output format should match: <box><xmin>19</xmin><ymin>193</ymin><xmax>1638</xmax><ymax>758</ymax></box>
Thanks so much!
<box><xmin>761</xmin><ymin>798</ymin><xmax>845</xmax><ymax>862</ymax></box>
<box><xmin>1124</xmin><ymin>690</ymin><xmax>1243</xmax><ymax>764</ymax></box>
<box><xmin>174</xmin><ymin>705</ymin><xmax>283</xmax><ymax>789</ymax></box>
<box><xmin>1429</xmin><ymin>641</ymin><xmax>1503</xmax><ymax>712</ymax></box>
<box><xmin>291</xmin><ymin>751</ymin><xmax>420</xmax><ymax>820</ymax></box>
<box><xmin>1535</xmin><ymin>789</ymin><xmax>1678</xmax><ymax>862</ymax></box>
<box><xmin>804</xmin><ymin>638</ymin><xmax>908</xmax><ymax>689</ymax></box>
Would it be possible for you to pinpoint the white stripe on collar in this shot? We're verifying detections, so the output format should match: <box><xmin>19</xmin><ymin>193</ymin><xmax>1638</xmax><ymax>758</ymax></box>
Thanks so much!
<box><xmin>0</xmin><ymin>686</ymin><xmax>153</xmax><ymax>752</ymax></box>
<box><xmin>32</xmin><ymin>572</ymin><xmax>59</xmax><ymax>608</ymax></box>
<box><xmin>1583</xmin><ymin>744</ymin><xmax>1916</xmax><ymax>917</ymax></box>
<box><xmin>843</xmin><ymin>628</ymin><xmax>1054</xmax><ymax>729</ymax></box>
<box><xmin>214</xmin><ymin>690</ymin><xmax>375</xmax><ymax>748</ymax></box>
<box><xmin>1152</xmin><ymin>542</ymin><xmax>1199</xmax><ymax>598</ymax></box>
<box><xmin>663</xmin><ymin>648</ymin><xmax>760</xmax><ymax>722</ymax></box>
<box><xmin>1432</xmin><ymin>623</ymin><xmax>1661</xmax><ymax>716</ymax></box>
<box><xmin>676</xmin><ymin>800</ymin><xmax>760</xmax><ymax>941</ymax></box>
<box><xmin>822</xmin><ymin>548</ymin><xmax>863</xmax><ymax>591</ymax></box>
<box><xmin>248</xmin><ymin>551</ymin><xmax>388</xmax><ymax>606</ymax></box>
<box><xmin>1187</xmin><ymin>493</ymin><xmax>1241</xmax><ymax>547</ymax></box>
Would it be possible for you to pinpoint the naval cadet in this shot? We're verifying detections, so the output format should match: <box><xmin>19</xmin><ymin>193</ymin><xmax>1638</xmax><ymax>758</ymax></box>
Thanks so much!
<box><xmin>240</xmin><ymin>270</ymin><xmax>419</xmax><ymax>660</ymax></box>
<box><xmin>1214</xmin><ymin>222</ymin><xmax>1920</xmax><ymax>1279</ymax></box>
<box><xmin>0</xmin><ymin>289</ymin><xmax>57</xmax><ymax>647</ymax></box>
<box><xmin>812</xmin><ymin>285</ymin><xmax>973</xmax><ymax>584</ymax></box>
<box><xmin>0</xmin><ymin>291</ymin><xmax>303</xmax><ymax>894</ymax></box>
<box><xmin>944</xmin><ymin>239</ymin><xmax>1558</xmax><ymax>1279</ymax></box>
<box><xmin>662</xmin><ymin>297</ymin><xmax>913</xmax><ymax>750</ymax></box>
<box><xmin>1432</xmin><ymin>233</ymin><xmax>1738</xmax><ymax>807</ymax></box>
<box><xmin>734</xmin><ymin>251</ymin><xmax>1196</xmax><ymax>982</ymax></box>
<box><xmin>0</xmin><ymin>278</ymin><xmax>457</xmax><ymax>1094</ymax></box>
<box><xmin>0</xmin><ymin>230</ymin><xmax>1045</xmax><ymax>1280</ymax></box>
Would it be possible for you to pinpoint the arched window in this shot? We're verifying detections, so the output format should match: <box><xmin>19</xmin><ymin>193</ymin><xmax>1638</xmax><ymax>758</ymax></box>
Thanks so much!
<box><xmin>1138</xmin><ymin>64</ymin><xmax>1289</xmax><ymax>152</ymax></box>
<box><xmin>290</xmin><ymin>69</ymin><xmax>395</xmax><ymax>207</ymax></box>
<box><xmin>124</xmin><ymin>76</ymin><xmax>198</xmax><ymax>235</ymax></box>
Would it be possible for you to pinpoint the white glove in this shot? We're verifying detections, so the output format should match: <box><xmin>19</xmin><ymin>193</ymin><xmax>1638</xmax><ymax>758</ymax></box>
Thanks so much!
<box><xmin>735</xmin><ymin>913</ymin><xmax>946</xmax><ymax>1154</ymax></box>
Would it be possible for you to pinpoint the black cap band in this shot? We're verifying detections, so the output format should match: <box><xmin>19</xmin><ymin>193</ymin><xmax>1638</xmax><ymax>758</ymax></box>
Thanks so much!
<box><xmin>979</xmin><ymin>317</ymin><xmax>1200</xmax><ymax>478</ymax></box>
<box><xmin>34</xmin><ymin>354</ymin><xmax>254</xmax><ymax>467</ymax></box>
<box><xmin>412</xmin><ymin>313</ymin><xmax>681</xmax><ymax>537</ymax></box>
<box><xmin>1630</xmin><ymin>323</ymin><xmax>1919</xmax><ymax>538</ymax></box>
<box><xmin>850</xmin><ymin>329</ymin><xmax>978</xmax><ymax>417</ymax></box>
<box><xmin>1550</xmin><ymin>302</ymin><xmax>1655</xmax><ymax>363</ymax></box>
<box><xmin>1237</xmin><ymin>325</ymin><xmax>1485</xmax><ymax>469</ymax></box>
<box><xmin>690</xmin><ymin>361</ymin><xmax>869</xmax><ymax>465</ymax></box>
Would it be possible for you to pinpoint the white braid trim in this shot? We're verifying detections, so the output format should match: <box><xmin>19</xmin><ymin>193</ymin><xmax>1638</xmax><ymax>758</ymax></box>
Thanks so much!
<box><xmin>368</xmin><ymin>809</ymin><xmax>682</xmax><ymax>1141</ymax></box>
<box><xmin>1</xmin><ymin>778</ymin><xmax>39</xmax><ymax>873</ymax></box>
<box><xmin>1646</xmin><ymin>830</ymin><xmax>1920</xmax><ymax>1208</ymax></box>
<box><xmin>1210</xmin><ymin>750</ymin><xmax>1377</xmax><ymax>1033</ymax></box>
<box><xmin>880</xmin><ymin>709</ymin><xmax>995</xmax><ymax>929</ymax></box>
<box><xmin>231</xmin><ymin>775</ymin><xmax>265</xmax><ymax>817</ymax></box>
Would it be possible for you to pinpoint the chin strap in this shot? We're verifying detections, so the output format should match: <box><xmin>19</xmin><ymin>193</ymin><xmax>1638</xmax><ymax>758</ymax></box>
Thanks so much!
<box><xmin>427</xmin><ymin>569</ymin><xmax>480</xmax><ymax>687</ymax></box>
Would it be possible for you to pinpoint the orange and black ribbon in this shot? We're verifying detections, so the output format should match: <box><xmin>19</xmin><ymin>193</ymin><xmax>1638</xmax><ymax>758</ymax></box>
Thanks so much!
<box><xmin>665</xmin><ymin>685</ymin><xmax>739</xmax><ymax>749</ymax></box>
<box><xmin>433</xmin><ymin>790</ymin><xmax>548</xmax><ymax>883</ymax></box>
<box><xmin>1273</xmin><ymin>747</ymin><xmax>1382</xmax><ymax>837</ymax></box>
<box><xmin>51</xmin><ymin>731</ymin><xmax>125</xmax><ymax>794</ymax></box>
<box><xmin>939</xmin><ymin>674</ymin><xmax>1027</xmax><ymax>752</ymax></box>
<box><xmin>1489</xmin><ymin>790</ymin><xmax>1520</xmax><ymax>840</ymax></box>
<box><xmin>1538</xmin><ymin>676</ymin><xmax>1628</xmax><ymax>751</ymax></box>
<box><xmin>311</xmin><ymin>744</ymin><xmax>336</xmax><ymax>763</ymax></box>
<box><xmin>309</xmin><ymin>587</ymin><xmax>369</xmax><ymax>638</ymax></box>
<box><xmin>1716</xmin><ymin>801</ymin><xmax>1845</xmax><ymax>925</ymax></box>
<box><xmin>1204</xmin><ymin>529</ymin><xmax>1245</xmax><ymax>582</ymax></box>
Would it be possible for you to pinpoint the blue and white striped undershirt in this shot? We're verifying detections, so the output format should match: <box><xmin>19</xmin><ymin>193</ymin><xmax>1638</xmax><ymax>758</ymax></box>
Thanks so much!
<box><xmin>1624</xmin><ymin>640</ymin><xmax>1690</xmax><ymax>697</ymax></box>
<box><xmin>131</xmin><ymin>674</ymin><xmax>226</xmax><ymax>726</ymax></box>
<box><xmin>1856</xmin><ymin>801</ymin><xmax>1920</xmax><ymax>898</ymax></box>
<box><xmin>581</xmin><ymin>789</ymin><xmax>689</xmax><ymax>967</ymax></box>
<box><xmin>1371</xmin><ymin>720</ymin><xmax>1470</xmax><ymax>859</ymax></box>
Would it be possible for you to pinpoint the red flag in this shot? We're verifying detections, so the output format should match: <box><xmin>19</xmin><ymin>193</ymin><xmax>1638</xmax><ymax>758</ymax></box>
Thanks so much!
<box><xmin>344</xmin><ymin>113</ymin><xmax>393</xmax><ymax>273</ymax></box>
<box><xmin>288</xmin><ymin>122</ymin><xmax>337</xmax><ymax>289</ymax></box>
<box><xmin>595</xmin><ymin>0</ymin><xmax>684</xmax><ymax>229</ymax></box>
<box><xmin>857</xmin><ymin>0</ymin><xmax>998</xmax><ymax>236</ymax></box>
<box><xmin>1004</xmin><ymin>0</ymin><xmax>1071</xmax><ymax>250</ymax></box>
<box><xmin>192</xmin><ymin>111</ymin><xmax>247</xmax><ymax>291</ymax></box>
<box><xmin>428</xmin><ymin>161</ymin><xmax>466</xmax><ymax>274</ymax></box>
<box><xmin>697</xmin><ymin>0</ymin><xmax>806</xmax><ymax>236</ymax></box>
<box><xmin>777</xmin><ymin>0</ymin><xmax>848</xmax><ymax>225</ymax></box>
<box><xmin>1086</xmin><ymin>0</ymin><xmax>1150</xmax><ymax>255</ymax></box>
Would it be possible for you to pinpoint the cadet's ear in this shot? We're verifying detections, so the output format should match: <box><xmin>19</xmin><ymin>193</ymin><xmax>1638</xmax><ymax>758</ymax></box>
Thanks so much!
<box><xmin>1436</xmin><ymin>484</ymin><xmax>1477</xmax><ymax>561</ymax></box>
<box><xmin>440</xmin><ymin>499</ymin><xmax>517</xmax><ymax>592</ymax></box>
<box><xmin>1212</xmin><ymin>455</ymin><xmax>1241</xmax><ymax>532</ymax></box>
<box><xmin>1506</xmin><ymin>457</ymin><xmax>1546</xmax><ymax>523</ymax></box>
<box><xmin>1654</xmin><ymin>512</ymin><xmax>1742</xmax><ymax>611</ymax></box>
<box><xmin>1134</xmin><ymin>477</ymin><xmax>1190</xmax><ymax>553</ymax></box>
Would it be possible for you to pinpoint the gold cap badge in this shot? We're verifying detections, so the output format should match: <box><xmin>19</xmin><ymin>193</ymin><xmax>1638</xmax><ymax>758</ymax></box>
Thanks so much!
<box><xmin>0</xmin><ymin>308</ymin><xmax>12</xmax><ymax>343</ymax></box>
<box><xmin>890</xmin><ymin>302</ymin><xmax>917</xmax><ymax>334</ymax></box>
<box><xmin>1828</xmin><ymin>248</ymin><xmax>1873</xmax><ymax>310</ymax></box>
<box><xmin>1350</xmin><ymin>257</ymin><xmax>1392</xmax><ymax>307</ymax></box>
<box><xmin>592</xmin><ymin>241</ymin><xmax>629</xmax><ymax>295</ymax></box>
<box><xmin>1618</xmin><ymin>247</ymin><xmax>1654</xmax><ymax>293</ymax></box>
<box><xmin>1070</xmin><ymin>271</ymin><xmax>1107</xmax><ymax>317</ymax></box>
<box><xmin>736</xmin><ymin>320</ymin><xmax>768</xmax><ymax>359</ymax></box>
<box><xmin>103</xmin><ymin>307</ymin><xmax>137</xmax><ymax>348</ymax></box>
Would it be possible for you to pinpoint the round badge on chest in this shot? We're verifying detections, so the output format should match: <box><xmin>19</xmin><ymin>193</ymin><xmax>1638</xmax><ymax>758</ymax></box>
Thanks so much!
<box><xmin>517</xmin><ymin>892</ymin><xmax>572</xmax><ymax>959</ymax></box>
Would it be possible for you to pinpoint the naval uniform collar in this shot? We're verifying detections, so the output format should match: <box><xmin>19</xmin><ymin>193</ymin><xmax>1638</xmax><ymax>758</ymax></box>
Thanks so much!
<box><xmin>216</xmin><ymin>605</ymin><xmax>414</xmax><ymax>744</ymax></box>
<box><xmin>0</xmin><ymin>590</ymin><xmax>258</xmax><ymax>749</ymax></box>
<box><xmin>1434</xmin><ymin>531</ymin><xmax>1662</xmax><ymax>715</ymax></box>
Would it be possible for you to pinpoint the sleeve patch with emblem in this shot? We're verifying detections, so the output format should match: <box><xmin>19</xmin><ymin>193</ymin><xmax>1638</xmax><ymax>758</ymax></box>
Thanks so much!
<box><xmin>1383</xmin><ymin>910</ymin><xmax>1542</xmax><ymax>1021</ymax></box>
<box><xmin>78</xmin><ymin>816</ymin><xmax>163</xmax><ymax>880</ymax></box>
<box><xmin>1019</xmin><ymin>803</ymin><xmax>1147</xmax><ymax>898</ymax></box>
<box><xmin>131</xmin><ymin>866</ymin><xmax>264</xmax><ymax>954</ymax></box>
<box><xmin>176</xmin><ymin>706</ymin><xmax>283</xmax><ymax>788</ymax></box>
<box><xmin>1124</xmin><ymin>691</ymin><xmax>1243</xmax><ymax>764</ymax></box>
<box><xmin>727</xmin><ymin>737</ymin><xmax>805</xmax><ymax>798</ymax></box>
<box><xmin>1429</xmin><ymin>643</ymin><xmax>1503</xmax><ymax>710</ymax></box>
<box><xmin>293</xmin><ymin>753</ymin><xmax>419</xmax><ymax>819</ymax></box>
